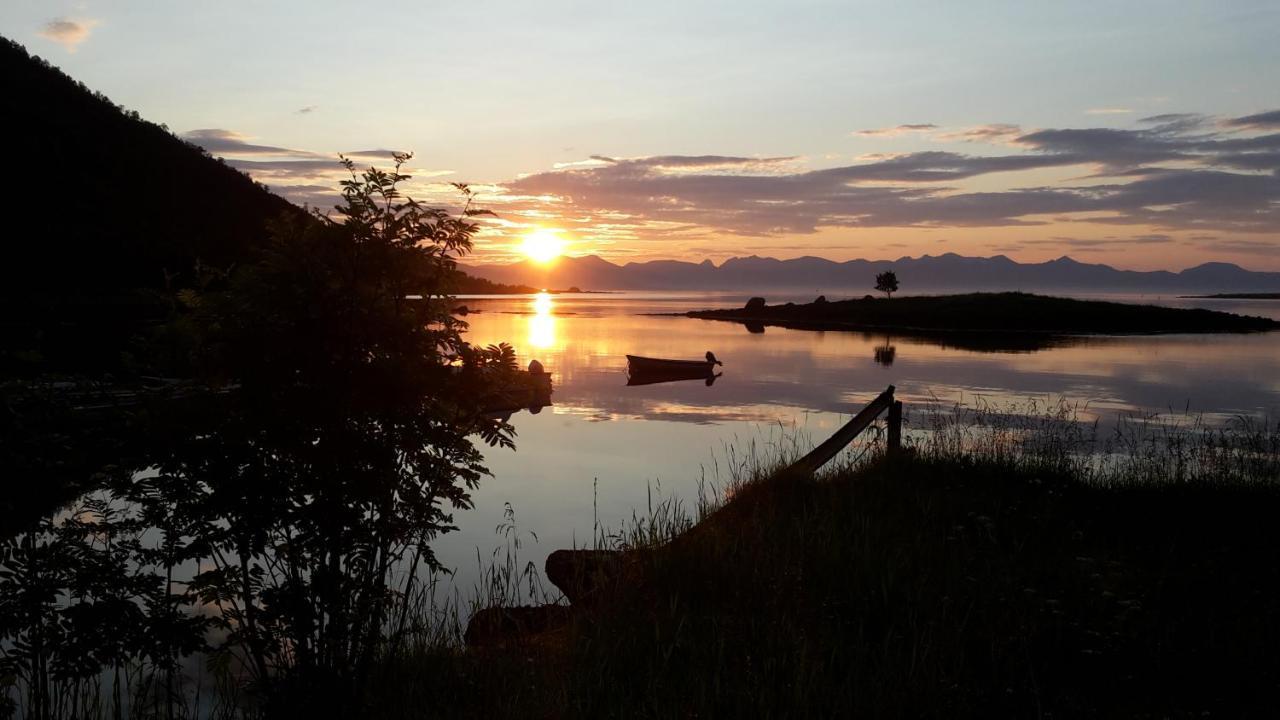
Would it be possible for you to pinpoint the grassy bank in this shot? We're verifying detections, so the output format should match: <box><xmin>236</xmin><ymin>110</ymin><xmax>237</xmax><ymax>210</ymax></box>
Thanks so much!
<box><xmin>360</xmin><ymin>410</ymin><xmax>1280</xmax><ymax>718</ymax></box>
<box><xmin>687</xmin><ymin>291</ymin><xmax>1280</xmax><ymax>335</ymax></box>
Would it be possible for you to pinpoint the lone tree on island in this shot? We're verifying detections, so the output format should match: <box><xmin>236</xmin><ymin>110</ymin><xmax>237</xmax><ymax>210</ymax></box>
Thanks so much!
<box><xmin>875</xmin><ymin>270</ymin><xmax>900</xmax><ymax>298</ymax></box>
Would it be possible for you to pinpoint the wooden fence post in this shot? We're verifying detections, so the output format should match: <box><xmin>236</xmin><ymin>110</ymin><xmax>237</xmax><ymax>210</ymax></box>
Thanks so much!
<box><xmin>782</xmin><ymin>385</ymin><xmax>896</xmax><ymax>477</ymax></box>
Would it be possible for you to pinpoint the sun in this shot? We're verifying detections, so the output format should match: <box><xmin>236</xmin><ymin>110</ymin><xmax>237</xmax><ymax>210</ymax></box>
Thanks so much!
<box><xmin>521</xmin><ymin>229</ymin><xmax>566</xmax><ymax>264</ymax></box>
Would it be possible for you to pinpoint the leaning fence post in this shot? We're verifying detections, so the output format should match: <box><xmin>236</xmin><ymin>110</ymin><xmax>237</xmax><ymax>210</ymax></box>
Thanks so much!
<box><xmin>887</xmin><ymin>399</ymin><xmax>903</xmax><ymax>457</ymax></box>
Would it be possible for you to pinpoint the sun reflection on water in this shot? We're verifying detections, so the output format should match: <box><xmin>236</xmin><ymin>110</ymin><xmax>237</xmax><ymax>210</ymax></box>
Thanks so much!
<box><xmin>528</xmin><ymin>292</ymin><xmax>557</xmax><ymax>349</ymax></box>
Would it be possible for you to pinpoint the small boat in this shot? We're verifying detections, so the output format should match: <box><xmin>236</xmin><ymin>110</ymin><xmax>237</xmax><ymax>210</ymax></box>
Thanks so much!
<box><xmin>626</xmin><ymin>351</ymin><xmax>722</xmax><ymax>374</ymax></box>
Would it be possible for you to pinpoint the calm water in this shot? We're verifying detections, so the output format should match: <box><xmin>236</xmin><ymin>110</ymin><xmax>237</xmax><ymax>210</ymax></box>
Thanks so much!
<box><xmin>435</xmin><ymin>292</ymin><xmax>1280</xmax><ymax>590</ymax></box>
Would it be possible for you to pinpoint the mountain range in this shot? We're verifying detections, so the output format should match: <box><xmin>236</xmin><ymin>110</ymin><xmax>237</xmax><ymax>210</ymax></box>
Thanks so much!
<box><xmin>464</xmin><ymin>253</ymin><xmax>1280</xmax><ymax>294</ymax></box>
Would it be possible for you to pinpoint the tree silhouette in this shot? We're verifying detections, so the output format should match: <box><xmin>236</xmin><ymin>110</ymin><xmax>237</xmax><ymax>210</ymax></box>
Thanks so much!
<box><xmin>159</xmin><ymin>154</ymin><xmax>521</xmax><ymax>709</ymax></box>
<box><xmin>0</xmin><ymin>155</ymin><xmax>524</xmax><ymax>714</ymax></box>
<box><xmin>875</xmin><ymin>271</ymin><xmax>900</xmax><ymax>299</ymax></box>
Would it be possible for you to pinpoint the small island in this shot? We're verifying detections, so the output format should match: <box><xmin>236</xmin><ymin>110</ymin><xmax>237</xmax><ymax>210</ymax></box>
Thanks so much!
<box><xmin>1178</xmin><ymin>292</ymin><xmax>1280</xmax><ymax>300</ymax></box>
<box><xmin>686</xmin><ymin>292</ymin><xmax>1280</xmax><ymax>335</ymax></box>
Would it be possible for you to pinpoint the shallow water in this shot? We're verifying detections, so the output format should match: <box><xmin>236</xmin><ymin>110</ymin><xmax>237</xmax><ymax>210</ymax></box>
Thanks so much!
<box><xmin>436</xmin><ymin>292</ymin><xmax>1280</xmax><ymax>591</ymax></box>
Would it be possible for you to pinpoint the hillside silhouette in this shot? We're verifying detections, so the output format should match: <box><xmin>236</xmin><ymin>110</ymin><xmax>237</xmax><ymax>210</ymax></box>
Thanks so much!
<box><xmin>0</xmin><ymin>38</ymin><xmax>300</xmax><ymax>294</ymax></box>
<box><xmin>0</xmin><ymin>38</ymin><xmax>529</xmax><ymax>374</ymax></box>
<box><xmin>1</xmin><ymin>37</ymin><xmax>305</xmax><ymax>371</ymax></box>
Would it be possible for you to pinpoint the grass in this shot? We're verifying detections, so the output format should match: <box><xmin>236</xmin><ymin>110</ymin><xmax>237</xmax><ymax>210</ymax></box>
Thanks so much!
<box><xmin>360</xmin><ymin>404</ymin><xmax>1280</xmax><ymax>718</ymax></box>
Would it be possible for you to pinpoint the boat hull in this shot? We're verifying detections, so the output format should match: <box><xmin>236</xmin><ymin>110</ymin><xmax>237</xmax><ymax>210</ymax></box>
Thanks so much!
<box><xmin>626</xmin><ymin>355</ymin><xmax>717</xmax><ymax>374</ymax></box>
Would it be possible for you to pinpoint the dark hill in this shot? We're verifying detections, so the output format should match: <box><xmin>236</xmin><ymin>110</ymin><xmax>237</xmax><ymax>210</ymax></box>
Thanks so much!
<box><xmin>1</xmin><ymin>37</ymin><xmax>304</xmax><ymax>372</ymax></box>
<box><xmin>0</xmin><ymin>37</ymin><xmax>299</xmax><ymax>295</ymax></box>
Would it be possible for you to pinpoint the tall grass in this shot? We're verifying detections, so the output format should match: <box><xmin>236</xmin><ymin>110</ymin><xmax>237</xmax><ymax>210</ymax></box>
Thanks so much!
<box><xmin>915</xmin><ymin>395</ymin><xmax>1280</xmax><ymax>485</ymax></box>
<box><xmin>368</xmin><ymin>399</ymin><xmax>1280</xmax><ymax>718</ymax></box>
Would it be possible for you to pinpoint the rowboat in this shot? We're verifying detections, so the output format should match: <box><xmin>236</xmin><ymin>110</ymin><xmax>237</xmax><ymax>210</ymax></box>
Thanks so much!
<box><xmin>626</xmin><ymin>351</ymin><xmax>722</xmax><ymax>374</ymax></box>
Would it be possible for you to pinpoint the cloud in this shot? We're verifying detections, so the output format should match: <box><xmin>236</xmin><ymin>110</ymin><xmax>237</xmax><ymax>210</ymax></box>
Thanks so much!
<box><xmin>1136</xmin><ymin>113</ymin><xmax>1212</xmax><ymax>134</ymax></box>
<box><xmin>183</xmin><ymin>128</ymin><xmax>323</xmax><ymax>157</ymax></box>
<box><xmin>205</xmin><ymin>116</ymin><xmax>1280</xmax><ymax>265</ymax></box>
<box><xmin>1222</xmin><ymin>110</ymin><xmax>1280</xmax><ymax>131</ymax></box>
<box><xmin>854</xmin><ymin>124</ymin><xmax>939</xmax><ymax>137</ymax></box>
<box><xmin>1201</xmin><ymin>238</ymin><xmax>1279</xmax><ymax>255</ymax></box>
<box><xmin>37</xmin><ymin>17</ymin><xmax>100</xmax><ymax>53</ymax></box>
<box><xmin>343</xmin><ymin>148</ymin><xmax>407</xmax><ymax>159</ymax></box>
<box><xmin>502</xmin><ymin>113</ymin><xmax>1280</xmax><ymax>239</ymax></box>
<box><xmin>295</xmin><ymin>105</ymin><xmax>318</xmax><ymax>115</ymax></box>
<box><xmin>1022</xmin><ymin>234</ymin><xmax>1175</xmax><ymax>248</ymax></box>
<box><xmin>1012</xmin><ymin>128</ymin><xmax>1192</xmax><ymax>169</ymax></box>
<box><xmin>934</xmin><ymin>124</ymin><xmax>1023</xmax><ymax>144</ymax></box>
<box><xmin>184</xmin><ymin>129</ymin><xmax>463</xmax><ymax>212</ymax></box>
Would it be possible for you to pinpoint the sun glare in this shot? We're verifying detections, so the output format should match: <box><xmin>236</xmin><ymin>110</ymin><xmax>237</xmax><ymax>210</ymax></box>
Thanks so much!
<box><xmin>521</xmin><ymin>229</ymin><xmax>565</xmax><ymax>264</ymax></box>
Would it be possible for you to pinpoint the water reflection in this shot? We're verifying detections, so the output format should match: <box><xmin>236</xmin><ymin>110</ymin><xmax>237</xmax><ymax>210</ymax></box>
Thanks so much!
<box><xmin>463</xmin><ymin>293</ymin><xmax>1280</xmax><ymax>427</ymax></box>
<box><xmin>528</xmin><ymin>291</ymin><xmax>557</xmax><ymax>349</ymax></box>
<box><xmin>874</xmin><ymin>334</ymin><xmax>897</xmax><ymax>366</ymax></box>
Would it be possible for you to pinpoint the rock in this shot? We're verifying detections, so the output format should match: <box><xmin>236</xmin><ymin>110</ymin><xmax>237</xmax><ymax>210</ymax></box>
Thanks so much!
<box><xmin>814</xmin><ymin>295</ymin><xmax>827</xmax><ymax>304</ymax></box>
<box><xmin>744</xmin><ymin>297</ymin><xmax>767</xmax><ymax>312</ymax></box>
<box><xmin>464</xmin><ymin>605</ymin><xmax>572</xmax><ymax>649</ymax></box>
<box><xmin>545</xmin><ymin>549</ymin><xmax>627</xmax><ymax>605</ymax></box>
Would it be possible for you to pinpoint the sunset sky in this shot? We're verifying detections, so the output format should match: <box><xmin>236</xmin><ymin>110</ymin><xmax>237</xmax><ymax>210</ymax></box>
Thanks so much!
<box><xmin>3</xmin><ymin>1</ymin><xmax>1278</xmax><ymax>270</ymax></box>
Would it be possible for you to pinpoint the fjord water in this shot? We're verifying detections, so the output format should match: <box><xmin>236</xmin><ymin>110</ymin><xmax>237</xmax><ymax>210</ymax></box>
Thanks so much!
<box><xmin>436</xmin><ymin>292</ymin><xmax>1280</xmax><ymax>588</ymax></box>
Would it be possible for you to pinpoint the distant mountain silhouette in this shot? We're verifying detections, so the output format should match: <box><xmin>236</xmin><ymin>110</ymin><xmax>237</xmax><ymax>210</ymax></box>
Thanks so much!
<box><xmin>464</xmin><ymin>253</ymin><xmax>1280</xmax><ymax>293</ymax></box>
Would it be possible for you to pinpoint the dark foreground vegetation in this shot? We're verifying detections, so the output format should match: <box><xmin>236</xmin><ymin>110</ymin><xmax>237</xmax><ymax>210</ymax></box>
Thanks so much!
<box><xmin>688</xmin><ymin>291</ymin><xmax>1280</xmax><ymax>335</ymax></box>
<box><xmin>0</xmin><ymin>152</ymin><xmax>524</xmax><ymax>717</ymax></box>
<box><xmin>368</xmin><ymin>410</ymin><xmax>1280</xmax><ymax>718</ymax></box>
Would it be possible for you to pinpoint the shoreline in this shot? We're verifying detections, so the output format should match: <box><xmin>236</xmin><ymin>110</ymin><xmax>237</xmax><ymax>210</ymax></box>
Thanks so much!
<box><xmin>1178</xmin><ymin>292</ymin><xmax>1280</xmax><ymax>300</ymax></box>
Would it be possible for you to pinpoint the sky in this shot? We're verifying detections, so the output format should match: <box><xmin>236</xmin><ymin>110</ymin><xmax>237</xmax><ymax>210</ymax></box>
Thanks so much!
<box><xmin>3</xmin><ymin>1</ymin><xmax>1279</xmax><ymax>270</ymax></box>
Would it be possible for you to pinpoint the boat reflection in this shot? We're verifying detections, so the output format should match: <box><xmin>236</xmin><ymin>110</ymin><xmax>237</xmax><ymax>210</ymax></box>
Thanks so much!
<box><xmin>627</xmin><ymin>368</ymin><xmax>723</xmax><ymax>387</ymax></box>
